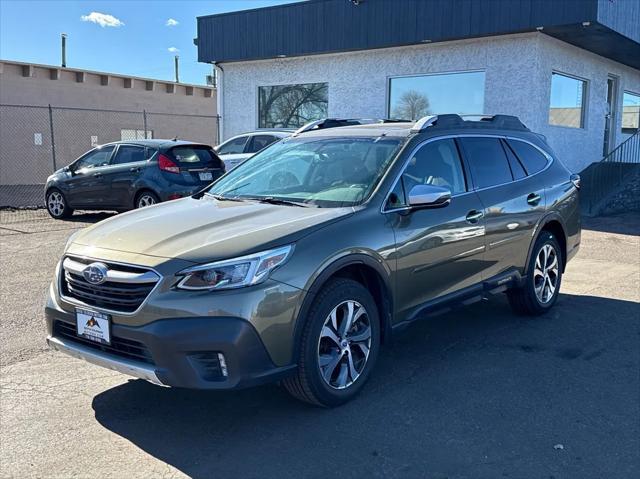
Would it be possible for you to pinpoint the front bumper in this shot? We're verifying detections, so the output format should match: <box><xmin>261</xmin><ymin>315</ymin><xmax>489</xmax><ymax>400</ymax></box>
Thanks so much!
<box><xmin>45</xmin><ymin>305</ymin><xmax>296</xmax><ymax>390</ymax></box>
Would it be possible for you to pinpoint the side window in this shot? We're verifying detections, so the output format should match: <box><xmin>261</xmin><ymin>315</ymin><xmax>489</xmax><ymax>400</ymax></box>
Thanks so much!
<box><xmin>246</xmin><ymin>135</ymin><xmax>277</xmax><ymax>154</ymax></box>
<box><xmin>111</xmin><ymin>145</ymin><xmax>146</xmax><ymax>165</ymax></box>
<box><xmin>74</xmin><ymin>145</ymin><xmax>115</xmax><ymax>170</ymax></box>
<box><xmin>460</xmin><ymin>137</ymin><xmax>513</xmax><ymax>189</ymax></box>
<box><xmin>217</xmin><ymin>136</ymin><xmax>249</xmax><ymax>155</ymax></box>
<box><xmin>386</xmin><ymin>139</ymin><xmax>466</xmax><ymax>210</ymax></box>
<box><xmin>501</xmin><ymin>140</ymin><xmax>527</xmax><ymax>180</ymax></box>
<box><xmin>402</xmin><ymin>139</ymin><xmax>467</xmax><ymax>196</ymax></box>
<box><xmin>507</xmin><ymin>140</ymin><xmax>549</xmax><ymax>175</ymax></box>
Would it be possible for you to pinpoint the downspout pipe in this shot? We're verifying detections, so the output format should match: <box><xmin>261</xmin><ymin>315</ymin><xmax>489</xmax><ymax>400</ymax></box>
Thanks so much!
<box><xmin>214</xmin><ymin>62</ymin><xmax>224</xmax><ymax>144</ymax></box>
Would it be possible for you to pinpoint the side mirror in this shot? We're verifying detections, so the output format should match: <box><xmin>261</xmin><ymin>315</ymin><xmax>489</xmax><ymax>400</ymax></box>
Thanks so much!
<box><xmin>407</xmin><ymin>184</ymin><xmax>452</xmax><ymax>208</ymax></box>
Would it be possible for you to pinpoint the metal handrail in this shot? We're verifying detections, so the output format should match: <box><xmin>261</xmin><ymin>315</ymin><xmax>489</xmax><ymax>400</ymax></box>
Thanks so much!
<box><xmin>582</xmin><ymin>129</ymin><xmax>640</xmax><ymax>215</ymax></box>
<box><xmin>603</xmin><ymin>128</ymin><xmax>640</xmax><ymax>163</ymax></box>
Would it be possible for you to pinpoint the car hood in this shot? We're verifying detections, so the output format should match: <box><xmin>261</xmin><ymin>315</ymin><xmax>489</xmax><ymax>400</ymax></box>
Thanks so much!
<box><xmin>70</xmin><ymin>196</ymin><xmax>353</xmax><ymax>263</ymax></box>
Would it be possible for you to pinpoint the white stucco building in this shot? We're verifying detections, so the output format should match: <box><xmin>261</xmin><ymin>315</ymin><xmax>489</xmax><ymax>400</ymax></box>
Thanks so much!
<box><xmin>196</xmin><ymin>0</ymin><xmax>640</xmax><ymax>173</ymax></box>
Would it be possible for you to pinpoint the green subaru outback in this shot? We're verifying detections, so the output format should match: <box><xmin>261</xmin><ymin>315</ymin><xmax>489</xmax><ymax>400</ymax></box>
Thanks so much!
<box><xmin>45</xmin><ymin>115</ymin><xmax>581</xmax><ymax>407</ymax></box>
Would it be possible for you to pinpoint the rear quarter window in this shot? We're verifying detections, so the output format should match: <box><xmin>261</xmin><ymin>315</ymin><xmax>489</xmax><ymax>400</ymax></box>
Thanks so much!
<box><xmin>170</xmin><ymin>146</ymin><xmax>223</xmax><ymax>169</ymax></box>
<box><xmin>506</xmin><ymin>140</ymin><xmax>549</xmax><ymax>175</ymax></box>
<box><xmin>501</xmin><ymin>140</ymin><xmax>527</xmax><ymax>180</ymax></box>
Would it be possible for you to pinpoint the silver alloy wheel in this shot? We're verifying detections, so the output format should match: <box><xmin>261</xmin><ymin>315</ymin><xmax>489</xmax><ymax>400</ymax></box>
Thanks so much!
<box><xmin>47</xmin><ymin>191</ymin><xmax>65</xmax><ymax>217</ymax></box>
<box><xmin>137</xmin><ymin>194</ymin><xmax>156</xmax><ymax>208</ymax></box>
<box><xmin>533</xmin><ymin>243</ymin><xmax>559</xmax><ymax>304</ymax></box>
<box><xmin>317</xmin><ymin>300</ymin><xmax>372</xmax><ymax>390</ymax></box>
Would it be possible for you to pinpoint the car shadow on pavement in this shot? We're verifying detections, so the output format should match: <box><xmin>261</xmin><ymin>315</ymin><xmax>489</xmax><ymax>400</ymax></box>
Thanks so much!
<box><xmin>582</xmin><ymin>212</ymin><xmax>640</xmax><ymax>236</ymax></box>
<box><xmin>65</xmin><ymin>211</ymin><xmax>117</xmax><ymax>224</ymax></box>
<box><xmin>91</xmin><ymin>293</ymin><xmax>639</xmax><ymax>478</ymax></box>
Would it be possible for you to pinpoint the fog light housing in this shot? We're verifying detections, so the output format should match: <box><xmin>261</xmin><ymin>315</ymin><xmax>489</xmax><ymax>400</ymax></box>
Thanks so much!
<box><xmin>189</xmin><ymin>352</ymin><xmax>229</xmax><ymax>381</ymax></box>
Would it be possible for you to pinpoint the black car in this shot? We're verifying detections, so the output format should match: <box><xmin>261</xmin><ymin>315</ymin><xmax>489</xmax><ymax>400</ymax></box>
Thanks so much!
<box><xmin>44</xmin><ymin>140</ymin><xmax>225</xmax><ymax>219</ymax></box>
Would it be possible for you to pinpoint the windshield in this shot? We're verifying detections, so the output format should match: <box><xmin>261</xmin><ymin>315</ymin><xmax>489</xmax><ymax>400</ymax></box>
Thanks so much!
<box><xmin>207</xmin><ymin>136</ymin><xmax>403</xmax><ymax>207</ymax></box>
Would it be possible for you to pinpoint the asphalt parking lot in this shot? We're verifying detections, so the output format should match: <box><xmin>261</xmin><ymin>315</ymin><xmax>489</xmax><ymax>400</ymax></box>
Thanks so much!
<box><xmin>1</xmin><ymin>210</ymin><xmax>638</xmax><ymax>478</ymax></box>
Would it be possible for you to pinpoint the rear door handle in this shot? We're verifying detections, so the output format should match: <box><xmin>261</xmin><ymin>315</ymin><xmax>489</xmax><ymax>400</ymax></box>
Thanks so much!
<box><xmin>129</xmin><ymin>167</ymin><xmax>141</xmax><ymax>172</ymax></box>
<box><xmin>466</xmin><ymin>210</ymin><xmax>484</xmax><ymax>223</ymax></box>
<box><xmin>527</xmin><ymin>193</ymin><xmax>542</xmax><ymax>206</ymax></box>
<box><xmin>93</xmin><ymin>172</ymin><xmax>102</xmax><ymax>178</ymax></box>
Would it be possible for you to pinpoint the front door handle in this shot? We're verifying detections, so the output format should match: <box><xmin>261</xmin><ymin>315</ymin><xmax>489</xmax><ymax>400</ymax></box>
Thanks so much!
<box><xmin>129</xmin><ymin>167</ymin><xmax>141</xmax><ymax>172</ymax></box>
<box><xmin>527</xmin><ymin>193</ymin><xmax>542</xmax><ymax>206</ymax></box>
<box><xmin>93</xmin><ymin>172</ymin><xmax>102</xmax><ymax>178</ymax></box>
<box><xmin>466</xmin><ymin>210</ymin><xmax>484</xmax><ymax>223</ymax></box>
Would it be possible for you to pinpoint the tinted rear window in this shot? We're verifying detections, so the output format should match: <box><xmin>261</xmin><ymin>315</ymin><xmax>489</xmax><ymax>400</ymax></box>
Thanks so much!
<box><xmin>460</xmin><ymin>137</ymin><xmax>513</xmax><ymax>189</ymax></box>
<box><xmin>170</xmin><ymin>147</ymin><xmax>222</xmax><ymax>168</ymax></box>
<box><xmin>501</xmin><ymin>140</ymin><xmax>527</xmax><ymax>180</ymax></box>
<box><xmin>507</xmin><ymin>140</ymin><xmax>549</xmax><ymax>175</ymax></box>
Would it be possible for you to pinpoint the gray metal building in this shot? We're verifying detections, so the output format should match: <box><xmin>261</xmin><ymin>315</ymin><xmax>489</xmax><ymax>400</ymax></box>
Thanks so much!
<box><xmin>196</xmin><ymin>0</ymin><xmax>640</xmax><ymax>173</ymax></box>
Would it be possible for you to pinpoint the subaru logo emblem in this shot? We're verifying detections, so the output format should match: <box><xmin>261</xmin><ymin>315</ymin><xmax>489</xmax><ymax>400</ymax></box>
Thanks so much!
<box><xmin>83</xmin><ymin>262</ymin><xmax>108</xmax><ymax>285</ymax></box>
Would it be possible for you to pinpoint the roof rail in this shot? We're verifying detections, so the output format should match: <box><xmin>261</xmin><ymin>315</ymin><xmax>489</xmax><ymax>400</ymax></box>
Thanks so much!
<box><xmin>409</xmin><ymin>115</ymin><xmax>439</xmax><ymax>133</ymax></box>
<box><xmin>410</xmin><ymin>114</ymin><xmax>529</xmax><ymax>133</ymax></box>
<box><xmin>292</xmin><ymin>118</ymin><xmax>375</xmax><ymax>136</ymax></box>
<box><xmin>379</xmin><ymin>118</ymin><xmax>413</xmax><ymax>123</ymax></box>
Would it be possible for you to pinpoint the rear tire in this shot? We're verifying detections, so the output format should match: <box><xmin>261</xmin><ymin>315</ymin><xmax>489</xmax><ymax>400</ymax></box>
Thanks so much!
<box><xmin>283</xmin><ymin>278</ymin><xmax>380</xmax><ymax>407</ymax></box>
<box><xmin>45</xmin><ymin>189</ymin><xmax>73</xmax><ymax>219</ymax></box>
<box><xmin>508</xmin><ymin>232</ymin><xmax>563</xmax><ymax>316</ymax></box>
<box><xmin>135</xmin><ymin>191</ymin><xmax>159</xmax><ymax>209</ymax></box>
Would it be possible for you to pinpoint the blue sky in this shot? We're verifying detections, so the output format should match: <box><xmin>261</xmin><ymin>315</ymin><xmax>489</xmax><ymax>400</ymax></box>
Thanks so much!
<box><xmin>0</xmin><ymin>0</ymin><xmax>300</xmax><ymax>85</ymax></box>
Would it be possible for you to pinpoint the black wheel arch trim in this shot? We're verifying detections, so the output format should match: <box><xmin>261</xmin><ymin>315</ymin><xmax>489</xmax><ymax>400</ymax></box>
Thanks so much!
<box><xmin>290</xmin><ymin>253</ymin><xmax>393</xmax><ymax>363</ymax></box>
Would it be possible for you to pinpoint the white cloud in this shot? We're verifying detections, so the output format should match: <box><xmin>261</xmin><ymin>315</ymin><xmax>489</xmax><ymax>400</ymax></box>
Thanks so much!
<box><xmin>168</xmin><ymin>47</ymin><xmax>180</xmax><ymax>53</ymax></box>
<box><xmin>166</xmin><ymin>18</ymin><xmax>179</xmax><ymax>27</ymax></box>
<box><xmin>81</xmin><ymin>12</ymin><xmax>124</xmax><ymax>28</ymax></box>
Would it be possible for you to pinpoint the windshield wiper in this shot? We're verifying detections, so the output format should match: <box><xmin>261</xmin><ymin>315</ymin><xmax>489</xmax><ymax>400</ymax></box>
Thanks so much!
<box><xmin>205</xmin><ymin>193</ymin><xmax>249</xmax><ymax>202</ymax></box>
<box><xmin>250</xmin><ymin>196</ymin><xmax>314</xmax><ymax>208</ymax></box>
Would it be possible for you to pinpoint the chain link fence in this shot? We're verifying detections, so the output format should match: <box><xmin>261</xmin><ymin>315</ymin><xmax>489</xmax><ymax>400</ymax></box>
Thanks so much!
<box><xmin>0</xmin><ymin>104</ymin><xmax>219</xmax><ymax>221</ymax></box>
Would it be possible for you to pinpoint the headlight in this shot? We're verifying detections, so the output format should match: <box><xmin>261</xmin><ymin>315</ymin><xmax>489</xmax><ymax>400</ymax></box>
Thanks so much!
<box><xmin>175</xmin><ymin>245</ymin><xmax>293</xmax><ymax>291</ymax></box>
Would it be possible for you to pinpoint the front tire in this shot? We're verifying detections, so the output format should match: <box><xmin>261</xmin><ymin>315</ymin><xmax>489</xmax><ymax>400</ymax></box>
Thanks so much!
<box><xmin>46</xmin><ymin>189</ymin><xmax>74</xmax><ymax>219</ymax></box>
<box><xmin>508</xmin><ymin>232</ymin><xmax>563</xmax><ymax>315</ymax></box>
<box><xmin>283</xmin><ymin>278</ymin><xmax>380</xmax><ymax>407</ymax></box>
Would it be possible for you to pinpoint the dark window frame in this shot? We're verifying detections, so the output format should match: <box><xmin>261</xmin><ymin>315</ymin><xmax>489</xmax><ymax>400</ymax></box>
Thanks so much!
<box><xmin>458</xmin><ymin>136</ymin><xmax>515</xmax><ymax>190</ymax></box>
<box><xmin>110</xmin><ymin>144</ymin><xmax>147</xmax><ymax>166</ymax></box>
<box><xmin>384</xmin><ymin>137</ymin><xmax>469</xmax><ymax>211</ymax></box>
<box><xmin>548</xmin><ymin>71</ymin><xmax>588</xmax><ymax>129</ymax></box>
<box><xmin>622</xmin><ymin>90</ymin><xmax>640</xmax><ymax>135</ymax></box>
<box><xmin>217</xmin><ymin>135</ymin><xmax>250</xmax><ymax>155</ymax></box>
<box><xmin>72</xmin><ymin>145</ymin><xmax>116</xmax><ymax>171</ymax></box>
<box><xmin>387</xmin><ymin>70</ymin><xmax>487</xmax><ymax>120</ymax></box>
<box><xmin>246</xmin><ymin>134</ymin><xmax>278</xmax><ymax>154</ymax></box>
<box><xmin>500</xmin><ymin>139</ymin><xmax>528</xmax><ymax>179</ymax></box>
<box><xmin>257</xmin><ymin>82</ymin><xmax>329</xmax><ymax>129</ymax></box>
<box><xmin>505</xmin><ymin>139</ymin><xmax>550</xmax><ymax>176</ymax></box>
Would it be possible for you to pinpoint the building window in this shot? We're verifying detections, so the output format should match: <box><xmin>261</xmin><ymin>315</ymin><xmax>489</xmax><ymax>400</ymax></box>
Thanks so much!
<box><xmin>548</xmin><ymin>72</ymin><xmax>587</xmax><ymax>128</ymax></box>
<box><xmin>388</xmin><ymin>71</ymin><xmax>485</xmax><ymax>120</ymax></box>
<box><xmin>622</xmin><ymin>91</ymin><xmax>640</xmax><ymax>135</ymax></box>
<box><xmin>258</xmin><ymin>83</ymin><xmax>328</xmax><ymax>129</ymax></box>
<box><xmin>121</xmin><ymin>129</ymin><xmax>153</xmax><ymax>140</ymax></box>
